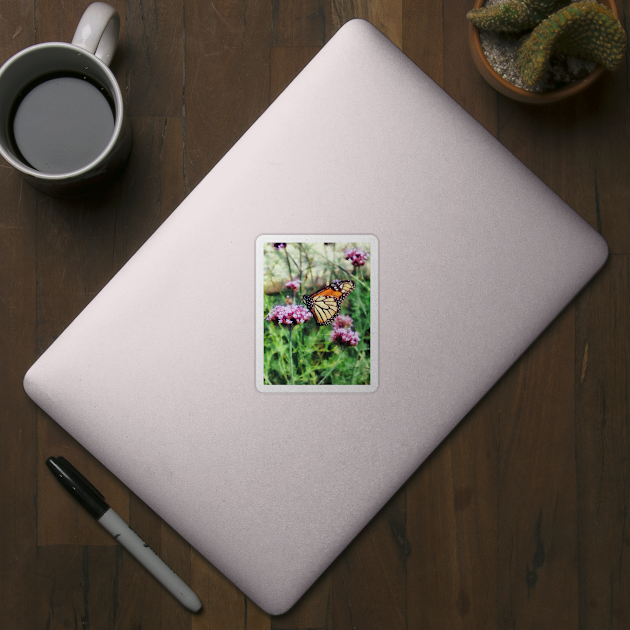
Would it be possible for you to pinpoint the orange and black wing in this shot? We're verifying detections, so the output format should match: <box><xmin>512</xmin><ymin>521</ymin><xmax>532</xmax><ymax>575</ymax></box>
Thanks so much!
<box><xmin>331</xmin><ymin>279</ymin><xmax>355</xmax><ymax>298</ymax></box>
<box><xmin>302</xmin><ymin>280</ymin><xmax>355</xmax><ymax>326</ymax></box>
<box><xmin>307</xmin><ymin>294</ymin><xmax>340</xmax><ymax>325</ymax></box>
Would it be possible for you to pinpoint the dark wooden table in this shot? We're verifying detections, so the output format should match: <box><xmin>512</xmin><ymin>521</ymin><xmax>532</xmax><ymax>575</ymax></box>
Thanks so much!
<box><xmin>2</xmin><ymin>0</ymin><xmax>628</xmax><ymax>628</ymax></box>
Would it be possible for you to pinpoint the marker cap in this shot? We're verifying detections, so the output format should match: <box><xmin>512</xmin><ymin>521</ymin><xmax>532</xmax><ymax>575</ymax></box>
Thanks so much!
<box><xmin>46</xmin><ymin>456</ymin><xmax>110</xmax><ymax>519</ymax></box>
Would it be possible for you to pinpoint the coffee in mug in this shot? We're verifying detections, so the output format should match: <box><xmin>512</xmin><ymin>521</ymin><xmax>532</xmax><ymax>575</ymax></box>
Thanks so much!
<box><xmin>0</xmin><ymin>2</ymin><xmax>131</xmax><ymax>197</ymax></box>
<box><xmin>11</xmin><ymin>72</ymin><xmax>116</xmax><ymax>174</ymax></box>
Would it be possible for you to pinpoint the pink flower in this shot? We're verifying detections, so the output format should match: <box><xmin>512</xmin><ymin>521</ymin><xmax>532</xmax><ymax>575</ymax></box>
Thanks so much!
<box><xmin>330</xmin><ymin>327</ymin><xmax>360</xmax><ymax>346</ymax></box>
<box><xmin>333</xmin><ymin>315</ymin><xmax>353</xmax><ymax>329</ymax></box>
<box><xmin>266</xmin><ymin>304</ymin><xmax>312</xmax><ymax>327</ymax></box>
<box><xmin>285</xmin><ymin>279</ymin><xmax>301</xmax><ymax>291</ymax></box>
<box><xmin>272</xmin><ymin>243</ymin><xmax>287</xmax><ymax>250</ymax></box>
<box><xmin>345</xmin><ymin>248</ymin><xmax>370</xmax><ymax>267</ymax></box>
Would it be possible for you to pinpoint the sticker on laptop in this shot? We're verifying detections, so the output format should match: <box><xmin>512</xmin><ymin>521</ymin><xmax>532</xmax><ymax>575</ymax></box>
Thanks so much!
<box><xmin>256</xmin><ymin>235</ymin><xmax>378</xmax><ymax>393</ymax></box>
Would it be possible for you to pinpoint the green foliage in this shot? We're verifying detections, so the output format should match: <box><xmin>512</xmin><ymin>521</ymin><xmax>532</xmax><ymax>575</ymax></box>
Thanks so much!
<box><xmin>467</xmin><ymin>0</ymin><xmax>568</xmax><ymax>33</ymax></box>
<box><xmin>263</xmin><ymin>242</ymin><xmax>372</xmax><ymax>386</ymax></box>
<box><xmin>517</xmin><ymin>1</ymin><xmax>627</xmax><ymax>85</ymax></box>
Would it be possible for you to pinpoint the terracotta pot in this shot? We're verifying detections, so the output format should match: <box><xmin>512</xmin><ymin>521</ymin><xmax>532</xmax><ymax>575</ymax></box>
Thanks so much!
<box><xmin>468</xmin><ymin>0</ymin><xmax>619</xmax><ymax>103</ymax></box>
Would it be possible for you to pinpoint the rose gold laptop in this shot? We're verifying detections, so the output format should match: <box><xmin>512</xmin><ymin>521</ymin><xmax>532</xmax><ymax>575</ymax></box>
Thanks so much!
<box><xmin>24</xmin><ymin>19</ymin><xmax>607</xmax><ymax>614</ymax></box>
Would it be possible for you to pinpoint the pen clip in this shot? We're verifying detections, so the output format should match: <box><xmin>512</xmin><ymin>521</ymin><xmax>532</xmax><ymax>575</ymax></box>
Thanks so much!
<box><xmin>53</xmin><ymin>456</ymin><xmax>107</xmax><ymax>502</ymax></box>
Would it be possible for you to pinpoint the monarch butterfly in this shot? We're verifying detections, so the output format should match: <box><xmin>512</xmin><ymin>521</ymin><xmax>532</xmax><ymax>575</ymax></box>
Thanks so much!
<box><xmin>302</xmin><ymin>279</ymin><xmax>355</xmax><ymax>326</ymax></box>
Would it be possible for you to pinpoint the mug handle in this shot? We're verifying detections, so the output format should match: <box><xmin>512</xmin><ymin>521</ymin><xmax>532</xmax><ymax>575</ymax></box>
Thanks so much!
<box><xmin>71</xmin><ymin>2</ymin><xmax>120</xmax><ymax>67</ymax></box>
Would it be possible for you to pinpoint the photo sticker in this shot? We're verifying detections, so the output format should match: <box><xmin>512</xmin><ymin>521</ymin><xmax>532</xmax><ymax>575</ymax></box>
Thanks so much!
<box><xmin>256</xmin><ymin>235</ymin><xmax>378</xmax><ymax>393</ymax></box>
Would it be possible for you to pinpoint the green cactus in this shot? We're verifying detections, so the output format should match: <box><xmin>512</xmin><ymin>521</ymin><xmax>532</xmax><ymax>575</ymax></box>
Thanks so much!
<box><xmin>467</xmin><ymin>0</ymin><xmax>568</xmax><ymax>33</ymax></box>
<box><xmin>516</xmin><ymin>1</ymin><xmax>627</xmax><ymax>85</ymax></box>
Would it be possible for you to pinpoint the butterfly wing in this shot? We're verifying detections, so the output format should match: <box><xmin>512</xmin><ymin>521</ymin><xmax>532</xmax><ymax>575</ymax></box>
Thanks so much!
<box><xmin>332</xmin><ymin>280</ymin><xmax>355</xmax><ymax>299</ymax></box>
<box><xmin>310</xmin><ymin>295</ymin><xmax>340</xmax><ymax>325</ymax></box>
<box><xmin>302</xmin><ymin>280</ymin><xmax>356</xmax><ymax>326</ymax></box>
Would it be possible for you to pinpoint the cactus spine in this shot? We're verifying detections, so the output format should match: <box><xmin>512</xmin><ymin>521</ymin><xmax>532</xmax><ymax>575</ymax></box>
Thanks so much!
<box><xmin>516</xmin><ymin>1</ymin><xmax>627</xmax><ymax>85</ymax></box>
<box><xmin>467</xmin><ymin>0</ymin><xmax>568</xmax><ymax>33</ymax></box>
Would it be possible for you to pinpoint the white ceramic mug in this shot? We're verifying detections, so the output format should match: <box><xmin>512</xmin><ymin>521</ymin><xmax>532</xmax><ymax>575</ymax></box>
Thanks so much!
<box><xmin>0</xmin><ymin>2</ymin><xmax>131</xmax><ymax>197</ymax></box>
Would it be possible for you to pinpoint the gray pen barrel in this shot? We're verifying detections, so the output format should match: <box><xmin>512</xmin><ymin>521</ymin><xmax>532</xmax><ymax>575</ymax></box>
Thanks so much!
<box><xmin>98</xmin><ymin>508</ymin><xmax>202</xmax><ymax>612</ymax></box>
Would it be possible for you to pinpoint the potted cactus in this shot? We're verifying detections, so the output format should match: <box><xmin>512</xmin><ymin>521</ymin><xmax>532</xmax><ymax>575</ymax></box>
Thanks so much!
<box><xmin>467</xmin><ymin>0</ymin><xmax>627</xmax><ymax>102</ymax></box>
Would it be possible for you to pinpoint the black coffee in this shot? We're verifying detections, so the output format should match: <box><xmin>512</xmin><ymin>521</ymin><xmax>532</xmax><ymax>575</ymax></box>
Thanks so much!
<box><xmin>10</xmin><ymin>73</ymin><xmax>115</xmax><ymax>174</ymax></box>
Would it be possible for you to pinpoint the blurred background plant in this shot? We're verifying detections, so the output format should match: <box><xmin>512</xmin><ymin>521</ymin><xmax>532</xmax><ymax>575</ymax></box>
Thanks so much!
<box><xmin>263</xmin><ymin>242</ymin><xmax>371</xmax><ymax>385</ymax></box>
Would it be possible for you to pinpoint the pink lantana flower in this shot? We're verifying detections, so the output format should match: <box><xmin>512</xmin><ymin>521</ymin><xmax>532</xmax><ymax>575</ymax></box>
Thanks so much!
<box><xmin>330</xmin><ymin>327</ymin><xmax>360</xmax><ymax>346</ymax></box>
<box><xmin>345</xmin><ymin>248</ymin><xmax>370</xmax><ymax>267</ymax></box>
<box><xmin>266</xmin><ymin>304</ymin><xmax>311</xmax><ymax>327</ymax></box>
<box><xmin>333</xmin><ymin>315</ymin><xmax>353</xmax><ymax>329</ymax></box>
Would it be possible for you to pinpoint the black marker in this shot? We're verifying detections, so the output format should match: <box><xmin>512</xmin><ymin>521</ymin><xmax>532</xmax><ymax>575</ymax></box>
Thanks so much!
<box><xmin>46</xmin><ymin>456</ymin><xmax>202</xmax><ymax>612</ymax></box>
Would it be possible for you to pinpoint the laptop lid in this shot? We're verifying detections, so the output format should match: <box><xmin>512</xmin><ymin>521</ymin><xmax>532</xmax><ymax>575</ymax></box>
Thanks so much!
<box><xmin>23</xmin><ymin>19</ymin><xmax>607</xmax><ymax>614</ymax></box>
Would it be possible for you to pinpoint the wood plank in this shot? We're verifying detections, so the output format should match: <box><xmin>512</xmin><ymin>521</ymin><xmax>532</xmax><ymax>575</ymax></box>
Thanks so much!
<box><xmin>0</xmin><ymin>145</ymin><xmax>38</xmax><ymax>630</ymax></box>
<box><xmin>34</xmin><ymin>186</ymin><xmax>120</xmax><ymax>353</ymax></box>
<box><xmin>582</xmin><ymin>72</ymin><xmax>630</xmax><ymax>254</ymax></box>
<box><xmin>0</xmin><ymin>5</ymin><xmax>38</xmax><ymax>629</ymax></box>
<box><xmin>0</xmin><ymin>0</ymin><xmax>36</xmax><ymax>55</ymax></box>
<box><xmin>575</xmin><ymin>256</ymin><xmax>630</xmax><ymax>629</ymax></box>
<box><xmin>407</xmin><ymin>392</ymin><xmax>499</xmax><ymax>629</ymax></box>
<box><xmin>272</xmin><ymin>0</ymin><xmax>331</xmax><ymax>47</ymax></box>
<box><xmin>159</xmin><ymin>117</ymin><xmax>187</xmax><ymax>221</ymax></box>
<box><xmin>126</xmin><ymin>0</ymin><xmax>184</xmax><ymax>116</ymax></box>
<box><xmin>497</xmin><ymin>305</ymin><xmax>578</xmax><ymax>628</ymax></box>
<box><xmin>443</xmin><ymin>0</ymin><xmax>497</xmax><ymax>132</ymax></box>
<box><xmin>36</xmin><ymin>545</ymin><xmax>118</xmax><ymax>630</ymax></box>
<box><xmin>330</xmin><ymin>486</ymin><xmax>407</xmax><ymax>630</ymax></box>
<box><xmin>402</xmin><ymin>0</ymin><xmax>444</xmax><ymax>88</ymax></box>
<box><xmin>331</xmin><ymin>0</ymin><xmax>402</xmax><ymax>48</ymax></box>
<box><xmin>36</xmin><ymin>0</ymin><xmax>124</xmax><ymax>45</ymax></box>
<box><xmin>496</xmin><ymin>97</ymin><xmax>598</xmax><ymax>222</ymax></box>
<box><xmin>184</xmin><ymin>0</ymin><xmax>272</xmax><ymax>192</ymax></box>
<box><xmin>190</xmin><ymin>548</ymin><xmax>248</xmax><ymax>630</ymax></box>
